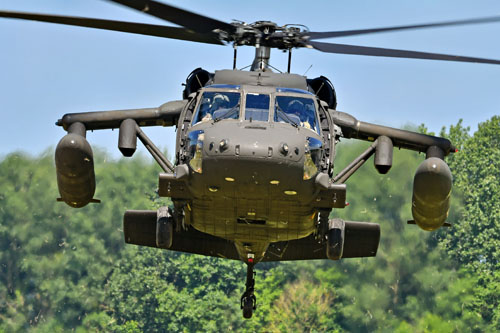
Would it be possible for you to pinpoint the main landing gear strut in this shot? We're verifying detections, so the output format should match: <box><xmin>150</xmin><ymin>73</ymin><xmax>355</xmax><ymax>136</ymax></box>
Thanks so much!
<box><xmin>240</xmin><ymin>263</ymin><xmax>257</xmax><ymax>319</ymax></box>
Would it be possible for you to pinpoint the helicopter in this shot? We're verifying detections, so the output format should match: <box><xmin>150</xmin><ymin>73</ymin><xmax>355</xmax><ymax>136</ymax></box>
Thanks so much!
<box><xmin>2</xmin><ymin>1</ymin><xmax>500</xmax><ymax>319</ymax></box>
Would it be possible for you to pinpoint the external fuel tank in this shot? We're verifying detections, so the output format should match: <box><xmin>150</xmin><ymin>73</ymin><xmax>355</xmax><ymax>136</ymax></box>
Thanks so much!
<box><xmin>55</xmin><ymin>123</ymin><xmax>96</xmax><ymax>208</ymax></box>
<box><xmin>411</xmin><ymin>157</ymin><xmax>452</xmax><ymax>231</ymax></box>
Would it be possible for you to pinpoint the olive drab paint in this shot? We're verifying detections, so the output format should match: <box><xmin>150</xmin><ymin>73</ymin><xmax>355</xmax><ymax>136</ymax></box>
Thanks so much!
<box><xmin>412</xmin><ymin>157</ymin><xmax>452</xmax><ymax>231</ymax></box>
<box><xmin>55</xmin><ymin>122</ymin><xmax>96</xmax><ymax>208</ymax></box>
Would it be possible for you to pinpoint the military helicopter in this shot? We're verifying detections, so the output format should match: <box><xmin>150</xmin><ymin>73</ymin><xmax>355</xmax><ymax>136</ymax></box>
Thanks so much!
<box><xmin>2</xmin><ymin>1</ymin><xmax>500</xmax><ymax>319</ymax></box>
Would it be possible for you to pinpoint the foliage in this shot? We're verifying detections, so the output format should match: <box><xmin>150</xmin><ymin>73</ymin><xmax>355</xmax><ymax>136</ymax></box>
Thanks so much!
<box><xmin>440</xmin><ymin>117</ymin><xmax>500</xmax><ymax>271</ymax></box>
<box><xmin>0</xmin><ymin>117</ymin><xmax>498</xmax><ymax>331</ymax></box>
<box><xmin>102</xmin><ymin>247</ymin><xmax>246</xmax><ymax>332</ymax></box>
<box><xmin>0</xmin><ymin>151</ymin><xmax>162</xmax><ymax>331</ymax></box>
<box><xmin>267</xmin><ymin>277</ymin><xmax>339</xmax><ymax>332</ymax></box>
<box><xmin>440</xmin><ymin>116</ymin><xmax>500</xmax><ymax>330</ymax></box>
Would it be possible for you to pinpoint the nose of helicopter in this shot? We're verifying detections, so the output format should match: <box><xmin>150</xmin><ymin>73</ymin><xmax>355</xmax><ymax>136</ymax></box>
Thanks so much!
<box><xmin>197</xmin><ymin>121</ymin><xmax>315</xmax><ymax>198</ymax></box>
<box><xmin>204</xmin><ymin>122</ymin><xmax>304</xmax><ymax>160</ymax></box>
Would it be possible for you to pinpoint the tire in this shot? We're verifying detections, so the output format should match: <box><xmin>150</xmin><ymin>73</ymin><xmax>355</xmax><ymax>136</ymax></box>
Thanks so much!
<box><xmin>242</xmin><ymin>297</ymin><xmax>254</xmax><ymax>319</ymax></box>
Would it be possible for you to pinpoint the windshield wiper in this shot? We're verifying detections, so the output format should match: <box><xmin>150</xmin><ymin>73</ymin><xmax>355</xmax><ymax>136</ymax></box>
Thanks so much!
<box><xmin>214</xmin><ymin>103</ymin><xmax>240</xmax><ymax>122</ymax></box>
<box><xmin>275</xmin><ymin>105</ymin><xmax>298</xmax><ymax>128</ymax></box>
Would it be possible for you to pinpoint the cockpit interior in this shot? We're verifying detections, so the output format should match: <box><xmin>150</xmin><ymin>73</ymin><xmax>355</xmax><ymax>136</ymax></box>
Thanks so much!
<box><xmin>192</xmin><ymin>86</ymin><xmax>320</xmax><ymax>134</ymax></box>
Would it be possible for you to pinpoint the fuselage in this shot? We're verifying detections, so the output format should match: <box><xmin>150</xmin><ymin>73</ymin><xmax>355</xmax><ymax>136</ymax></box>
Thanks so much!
<box><xmin>187</xmin><ymin>120</ymin><xmax>320</xmax><ymax>258</ymax></box>
<box><xmin>171</xmin><ymin>78</ymin><xmax>335</xmax><ymax>261</ymax></box>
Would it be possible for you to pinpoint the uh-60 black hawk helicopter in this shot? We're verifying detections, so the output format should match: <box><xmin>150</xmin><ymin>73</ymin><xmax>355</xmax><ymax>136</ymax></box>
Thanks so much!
<box><xmin>3</xmin><ymin>0</ymin><xmax>500</xmax><ymax>319</ymax></box>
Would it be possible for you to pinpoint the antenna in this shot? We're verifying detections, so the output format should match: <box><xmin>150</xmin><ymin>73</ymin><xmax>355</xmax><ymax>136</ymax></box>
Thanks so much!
<box><xmin>303</xmin><ymin>64</ymin><xmax>313</xmax><ymax>76</ymax></box>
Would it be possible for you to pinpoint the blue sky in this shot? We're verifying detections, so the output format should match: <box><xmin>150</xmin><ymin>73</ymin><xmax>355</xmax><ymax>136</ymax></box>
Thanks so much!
<box><xmin>1</xmin><ymin>0</ymin><xmax>499</xmax><ymax>159</ymax></box>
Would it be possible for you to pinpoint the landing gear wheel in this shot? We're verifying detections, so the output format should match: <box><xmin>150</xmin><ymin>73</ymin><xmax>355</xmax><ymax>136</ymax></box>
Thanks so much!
<box><xmin>241</xmin><ymin>294</ymin><xmax>256</xmax><ymax>318</ymax></box>
<box><xmin>156</xmin><ymin>206</ymin><xmax>173</xmax><ymax>248</ymax></box>
<box><xmin>240</xmin><ymin>263</ymin><xmax>257</xmax><ymax>319</ymax></box>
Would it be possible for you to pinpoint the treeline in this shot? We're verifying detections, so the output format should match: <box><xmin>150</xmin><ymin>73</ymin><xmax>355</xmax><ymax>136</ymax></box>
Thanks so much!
<box><xmin>0</xmin><ymin>116</ymin><xmax>498</xmax><ymax>332</ymax></box>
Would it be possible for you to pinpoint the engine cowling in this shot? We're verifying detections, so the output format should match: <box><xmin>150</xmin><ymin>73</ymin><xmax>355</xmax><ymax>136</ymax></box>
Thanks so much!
<box><xmin>411</xmin><ymin>157</ymin><xmax>452</xmax><ymax>231</ymax></box>
<box><xmin>55</xmin><ymin>123</ymin><xmax>96</xmax><ymax>208</ymax></box>
<box><xmin>307</xmin><ymin>76</ymin><xmax>337</xmax><ymax>109</ymax></box>
<box><xmin>182</xmin><ymin>68</ymin><xmax>212</xmax><ymax>99</ymax></box>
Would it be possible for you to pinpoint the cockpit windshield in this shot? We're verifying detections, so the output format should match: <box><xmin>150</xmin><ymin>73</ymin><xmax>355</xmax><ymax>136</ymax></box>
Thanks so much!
<box><xmin>245</xmin><ymin>93</ymin><xmax>270</xmax><ymax>121</ymax></box>
<box><xmin>193</xmin><ymin>91</ymin><xmax>319</xmax><ymax>132</ymax></box>
<box><xmin>274</xmin><ymin>96</ymin><xmax>319</xmax><ymax>133</ymax></box>
<box><xmin>193</xmin><ymin>91</ymin><xmax>241</xmax><ymax>124</ymax></box>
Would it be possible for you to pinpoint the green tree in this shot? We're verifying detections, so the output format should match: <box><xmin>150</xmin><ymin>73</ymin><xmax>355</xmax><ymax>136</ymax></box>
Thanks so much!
<box><xmin>287</xmin><ymin>138</ymin><xmax>484</xmax><ymax>332</ymax></box>
<box><xmin>0</xmin><ymin>151</ymin><xmax>163</xmax><ymax>331</ymax></box>
<box><xmin>102</xmin><ymin>246</ymin><xmax>246</xmax><ymax>332</ymax></box>
<box><xmin>441</xmin><ymin>117</ymin><xmax>499</xmax><ymax>271</ymax></box>
<box><xmin>267</xmin><ymin>278</ymin><xmax>340</xmax><ymax>332</ymax></box>
<box><xmin>1</xmin><ymin>118</ymin><xmax>498</xmax><ymax>331</ymax></box>
<box><xmin>440</xmin><ymin>116</ymin><xmax>500</xmax><ymax>329</ymax></box>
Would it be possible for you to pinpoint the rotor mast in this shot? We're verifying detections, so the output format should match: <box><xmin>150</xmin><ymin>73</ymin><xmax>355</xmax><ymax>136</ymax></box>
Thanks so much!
<box><xmin>250</xmin><ymin>46</ymin><xmax>271</xmax><ymax>71</ymax></box>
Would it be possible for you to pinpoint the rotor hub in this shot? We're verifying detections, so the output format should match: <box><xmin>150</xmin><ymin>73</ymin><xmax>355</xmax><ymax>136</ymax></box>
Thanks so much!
<box><xmin>224</xmin><ymin>21</ymin><xmax>309</xmax><ymax>50</ymax></box>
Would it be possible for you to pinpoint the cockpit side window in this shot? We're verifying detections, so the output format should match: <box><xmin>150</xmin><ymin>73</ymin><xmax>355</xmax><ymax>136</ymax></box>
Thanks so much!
<box><xmin>274</xmin><ymin>96</ymin><xmax>319</xmax><ymax>133</ymax></box>
<box><xmin>193</xmin><ymin>91</ymin><xmax>241</xmax><ymax>124</ymax></box>
<box><xmin>245</xmin><ymin>93</ymin><xmax>270</xmax><ymax>121</ymax></box>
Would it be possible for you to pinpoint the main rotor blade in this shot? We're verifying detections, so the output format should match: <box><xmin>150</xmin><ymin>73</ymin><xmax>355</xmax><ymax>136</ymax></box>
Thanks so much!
<box><xmin>309</xmin><ymin>41</ymin><xmax>500</xmax><ymax>65</ymax></box>
<box><xmin>0</xmin><ymin>11</ymin><xmax>223</xmax><ymax>45</ymax></box>
<box><xmin>108</xmin><ymin>0</ymin><xmax>235</xmax><ymax>34</ymax></box>
<box><xmin>306</xmin><ymin>15</ymin><xmax>500</xmax><ymax>40</ymax></box>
